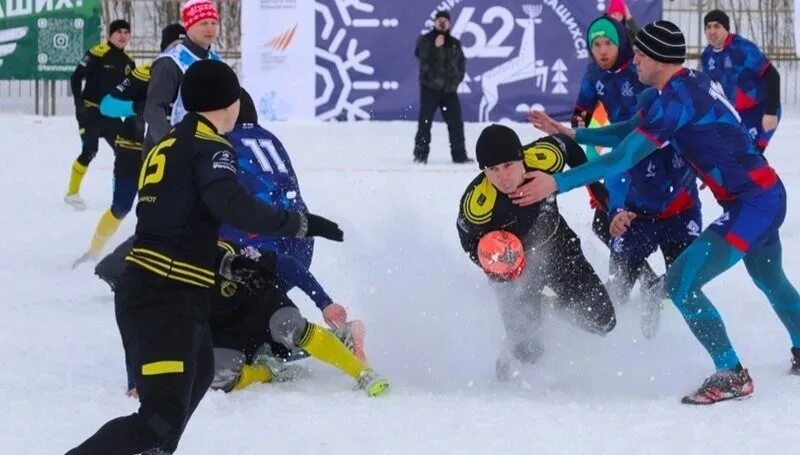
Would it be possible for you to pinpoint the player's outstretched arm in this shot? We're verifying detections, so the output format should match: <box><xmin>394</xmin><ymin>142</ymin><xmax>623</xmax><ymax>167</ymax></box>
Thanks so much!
<box><xmin>555</xmin><ymin>130</ymin><xmax>655</xmax><ymax>193</ymax></box>
<box><xmin>511</xmin><ymin>130</ymin><xmax>655</xmax><ymax>206</ymax></box>
<box><xmin>574</xmin><ymin>116</ymin><xmax>638</xmax><ymax>147</ymax></box>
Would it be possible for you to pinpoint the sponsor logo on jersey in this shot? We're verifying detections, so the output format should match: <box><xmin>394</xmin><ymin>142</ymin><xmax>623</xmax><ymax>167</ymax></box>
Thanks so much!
<box><xmin>687</xmin><ymin>220</ymin><xmax>701</xmax><ymax>237</ymax></box>
<box><xmin>212</xmin><ymin>150</ymin><xmax>237</xmax><ymax>173</ymax></box>
<box><xmin>621</xmin><ymin>81</ymin><xmax>634</xmax><ymax>97</ymax></box>
<box><xmin>713</xmin><ymin>212</ymin><xmax>730</xmax><ymax>226</ymax></box>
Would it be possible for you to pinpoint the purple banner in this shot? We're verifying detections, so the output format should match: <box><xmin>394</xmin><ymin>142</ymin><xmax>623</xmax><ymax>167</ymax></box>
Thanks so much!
<box><xmin>315</xmin><ymin>0</ymin><xmax>661</xmax><ymax>121</ymax></box>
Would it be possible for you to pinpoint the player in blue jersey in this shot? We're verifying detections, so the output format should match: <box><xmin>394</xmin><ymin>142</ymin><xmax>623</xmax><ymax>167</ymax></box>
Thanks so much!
<box><xmin>525</xmin><ymin>21</ymin><xmax>800</xmax><ymax>404</ymax></box>
<box><xmin>571</xmin><ymin>17</ymin><xmax>701</xmax><ymax>332</ymax></box>
<box><xmin>702</xmin><ymin>9</ymin><xmax>780</xmax><ymax>153</ymax></box>
<box><xmin>221</xmin><ymin>94</ymin><xmax>314</xmax><ymax>269</ymax></box>
<box><xmin>574</xmin><ymin>17</ymin><xmax>645</xmax><ymax>130</ymax></box>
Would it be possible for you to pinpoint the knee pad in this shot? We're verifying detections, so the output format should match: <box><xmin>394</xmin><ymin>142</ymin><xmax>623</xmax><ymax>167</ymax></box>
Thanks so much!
<box><xmin>269</xmin><ymin>307</ymin><xmax>308</xmax><ymax>348</ymax></box>
<box><xmin>210</xmin><ymin>348</ymin><xmax>246</xmax><ymax>393</ymax></box>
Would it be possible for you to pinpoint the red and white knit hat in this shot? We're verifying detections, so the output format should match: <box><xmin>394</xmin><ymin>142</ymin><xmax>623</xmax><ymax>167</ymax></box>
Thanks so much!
<box><xmin>182</xmin><ymin>0</ymin><xmax>219</xmax><ymax>30</ymax></box>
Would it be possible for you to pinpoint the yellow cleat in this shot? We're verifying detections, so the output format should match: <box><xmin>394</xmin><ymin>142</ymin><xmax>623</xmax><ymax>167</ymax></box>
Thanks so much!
<box><xmin>356</xmin><ymin>369</ymin><xmax>390</xmax><ymax>397</ymax></box>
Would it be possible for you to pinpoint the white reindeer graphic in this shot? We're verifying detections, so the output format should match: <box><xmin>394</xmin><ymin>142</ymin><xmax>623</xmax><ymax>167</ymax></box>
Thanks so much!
<box><xmin>477</xmin><ymin>5</ymin><xmax>548</xmax><ymax>122</ymax></box>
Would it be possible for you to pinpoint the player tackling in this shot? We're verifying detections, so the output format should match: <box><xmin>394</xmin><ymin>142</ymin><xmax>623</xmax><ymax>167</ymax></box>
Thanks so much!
<box><xmin>525</xmin><ymin>20</ymin><xmax>800</xmax><ymax>404</ymax></box>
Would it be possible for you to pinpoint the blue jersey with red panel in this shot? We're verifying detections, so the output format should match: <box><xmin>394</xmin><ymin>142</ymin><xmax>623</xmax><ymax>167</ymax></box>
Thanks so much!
<box><xmin>606</xmin><ymin>144</ymin><xmax>698</xmax><ymax>219</ymax></box>
<box><xmin>576</xmin><ymin>62</ymin><xmax>644</xmax><ymax>124</ymax></box>
<box><xmin>701</xmin><ymin>34</ymin><xmax>771</xmax><ymax>113</ymax></box>
<box><xmin>220</xmin><ymin>122</ymin><xmax>314</xmax><ymax>267</ymax></box>
<box><xmin>636</xmin><ymin>68</ymin><xmax>778</xmax><ymax>202</ymax></box>
<box><xmin>576</xmin><ymin>17</ymin><xmax>699</xmax><ymax>219</ymax></box>
<box><xmin>575</xmin><ymin>18</ymin><xmax>646</xmax><ymax>124</ymax></box>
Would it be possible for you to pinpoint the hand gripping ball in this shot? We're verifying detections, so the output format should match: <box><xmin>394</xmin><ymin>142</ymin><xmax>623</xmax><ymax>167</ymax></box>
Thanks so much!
<box><xmin>477</xmin><ymin>230</ymin><xmax>525</xmax><ymax>277</ymax></box>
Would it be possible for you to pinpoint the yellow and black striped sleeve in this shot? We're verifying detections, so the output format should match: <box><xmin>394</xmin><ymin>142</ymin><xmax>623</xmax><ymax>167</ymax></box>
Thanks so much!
<box><xmin>457</xmin><ymin>175</ymin><xmax>495</xmax><ymax>265</ymax></box>
<box><xmin>524</xmin><ymin>134</ymin><xmax>608</xmax><ymax>206</ymax></box>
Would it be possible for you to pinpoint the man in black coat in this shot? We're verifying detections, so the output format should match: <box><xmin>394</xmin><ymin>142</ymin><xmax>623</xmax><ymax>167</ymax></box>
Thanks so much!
<box><xmin>413</xmin><ymin>10</ymin><xmax>471</xmax><ymax>164</ymax></box>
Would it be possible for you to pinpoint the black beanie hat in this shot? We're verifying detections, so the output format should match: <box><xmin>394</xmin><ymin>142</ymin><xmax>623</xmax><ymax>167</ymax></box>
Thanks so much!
<box><xmin>704</xmin><ymin>9</ymin><xmax>730</xmax><ymax>31</ymax></box>
<box><xmin>181</xmin><ymin>60</ymin><xmax>241</xmax><ymax>113</ymax></box>
<box><xmin>109</xmin><ymin>19</ymin><xmax>130</xmax><ymax>36</ymax></box>
<box><xmin>237</xmin><ymin>88</ymin><xmax>259</xmax><ymax>124</ymax></box>
<box><xmin>634</xmin><ymin>20</ymin><xmax>686</xmax><ymax>64</ymax></box>
<box><xmin>435</xmin><ymin>10</ymin><xmax>450</xmax><ymax>20</ymax></box>
<box><xmin>476</xmin><ymin>124</ymin><xmax>523</xmax><ymax>170</ymax></box>
<box><xmin>160</xmin><ymin>23</ymin><xmax>186</xmax><ymax>51</ymax></box>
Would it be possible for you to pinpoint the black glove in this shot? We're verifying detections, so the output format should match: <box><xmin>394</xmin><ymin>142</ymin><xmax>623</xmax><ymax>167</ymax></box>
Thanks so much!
<box><xmin>75</xmin><ymin>101</ymin><xmax>89</xmax><ymax>128</ymax></box>
<box><xmin>219</xmin><ymin>253</ymin><xmax>274</xmax><ymax>293</ymax></box>
<box><xmin>306</xmin><ymin>214</ymin><xmax>343</xmax><ymax>242</ymax></box>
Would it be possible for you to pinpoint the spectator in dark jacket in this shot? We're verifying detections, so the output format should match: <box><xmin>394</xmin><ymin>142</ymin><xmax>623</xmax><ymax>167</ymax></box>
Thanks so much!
<box><xmin>413</xmin><ymin>10</ymin><xmax>471</xmax><ymax>164</ymax></box>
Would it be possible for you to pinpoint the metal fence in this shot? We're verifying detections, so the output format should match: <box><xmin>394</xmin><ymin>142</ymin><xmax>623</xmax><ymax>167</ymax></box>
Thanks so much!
<box><xmin>3</xmin><ymin>0</ymin><xmax>800</xmax><ymax>114</ymax></box>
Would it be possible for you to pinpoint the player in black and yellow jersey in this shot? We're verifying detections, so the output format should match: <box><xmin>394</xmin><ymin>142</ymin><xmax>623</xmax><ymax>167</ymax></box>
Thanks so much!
<box><xmin>73</xmin><ymin>24</ymin><xmax>187</xmax><ymax>268</ymax></box>
<box><xmin>66</xmin><ymin>60</ymin><xmax>344</xmax><ymax>455</ymax></box>
<box><xmin>66</xmin><ymin>19</ymin><xmax>135</xmax><ymax>210</ymax></box>
<box><xmin>456</xmin><ymin>124</ymin><xmax>616</xmax><ymax>381</ymax></box>
<box><xmin>208</xmin><ymin>239</ymin><xmax>389</xmax><ymax>397</ymax></box>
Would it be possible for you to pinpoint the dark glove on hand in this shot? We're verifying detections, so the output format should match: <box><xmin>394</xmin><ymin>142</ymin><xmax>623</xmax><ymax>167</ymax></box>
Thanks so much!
<box><xmin>219</xmin><ymin>253</ymin><xmax>271</xmax><ymax>291</ymax></box>
<box><xmin>75</xmin><ymin>102</ymin><xmax>89</xmax><ymax>127</ymax></box>
<box><xmin>306</xmin><ymin>214</ymin><xmax>343</xmax><ymax>242</ymax></box>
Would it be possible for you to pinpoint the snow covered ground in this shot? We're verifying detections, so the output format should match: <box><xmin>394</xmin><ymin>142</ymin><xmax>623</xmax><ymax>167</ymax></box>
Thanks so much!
<box><xmin>1</xmin><ymin>114</ymin><xmax>799</xmax><ymax>454</ymax></box>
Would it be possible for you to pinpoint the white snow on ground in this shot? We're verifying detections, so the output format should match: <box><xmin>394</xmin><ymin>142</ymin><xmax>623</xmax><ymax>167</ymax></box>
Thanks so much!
<box><xmin>1</xmin><ymin>114</ymin><xmax>799</xmax><ymax>454</ymax></box>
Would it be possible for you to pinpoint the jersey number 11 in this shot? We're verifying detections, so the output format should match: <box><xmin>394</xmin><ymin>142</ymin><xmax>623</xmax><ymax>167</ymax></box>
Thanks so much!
<box><xmin>240</xmin><ymin>138</ymin><xmax>289</xmax><ymax>174</ymax></box>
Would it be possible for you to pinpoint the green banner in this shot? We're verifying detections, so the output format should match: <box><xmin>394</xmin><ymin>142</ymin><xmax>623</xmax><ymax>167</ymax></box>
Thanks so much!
<box><xmin>0</xmin><ymin>0</ymin><xmax>101</xmax><ymax>80</ymax></box>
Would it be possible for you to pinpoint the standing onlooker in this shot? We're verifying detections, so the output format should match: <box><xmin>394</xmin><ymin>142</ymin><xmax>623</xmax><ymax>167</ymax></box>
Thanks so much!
<box><xmin>413</xmin><ymin>10</ymin><xmax>471</xmax><ymax>164</ymax></box>
<box><xmin>66</xmin><ymin>19</ymin><xmax>134</xmax><ymax>210</ymax></box>
<box><xmin>702</xmin><ymin>9</ymin><xmax>781</xmax><ymax>153</ymax></box>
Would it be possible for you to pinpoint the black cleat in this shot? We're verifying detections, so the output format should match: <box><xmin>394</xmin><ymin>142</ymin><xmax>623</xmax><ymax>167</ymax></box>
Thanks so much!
<box><xmin>791</xmin><ymin>348</ymin><xmax>800</xmax><ymax>376</ymax></box>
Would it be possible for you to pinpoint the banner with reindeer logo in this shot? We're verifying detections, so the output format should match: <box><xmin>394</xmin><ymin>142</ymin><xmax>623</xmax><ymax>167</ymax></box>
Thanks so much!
<box><xmin>242</xmin><ymin>0</ymin><xmax>662</xmax><ymax>121</ymax></box>
<box><xmin>312</xmin><ymin>0</ymin><xmax>661</xmax><ymax>121</ymax></box>
<box><xmin>0</xmin><ymin>0</ymin><xmax>101</xmax><ymax>80</ymax></box>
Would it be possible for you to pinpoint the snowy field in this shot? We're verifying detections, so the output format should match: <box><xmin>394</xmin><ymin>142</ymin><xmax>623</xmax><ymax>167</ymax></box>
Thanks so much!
<box><xmin>1</xmin><ymin>114</ymin><xmax>799</xmax><ymax>454</ymax></box>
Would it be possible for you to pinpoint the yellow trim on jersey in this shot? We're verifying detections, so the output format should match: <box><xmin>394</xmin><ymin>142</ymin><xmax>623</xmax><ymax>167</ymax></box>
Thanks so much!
<box><xmin>132</xmin><ymin>248</ymin><xmax>215</xmax><ymax>277</ymax></box>
<box><xmin>132</xmin><ymin>65</ymin><xmax>151</xmax><ymax>82</ymax></box>
<box><xmin>89</xmin><ymin>43</ymin><xmax>110</xmax><ymax>57</ymax></box>
<box><xmin>523</xmin><ymin>141</ymin><xmax>565</xmax><ymax>173</ymax></box>
<box><xmin>126</xmin><ymin>248</ymin><xmax>215</xmax><ymax>288</ymax></box>
<box><xmin>462</xmin><ymin>176</ymin><xmax>497</xmax><ymax>225</ymax></box>
<box><xmin>142</xmin><ymin>360</ymin><xmax>184</xmax><ymax>376</ymax></box>
<box><xmin>82</xmin><ymin>99</ymin><xmax>99</xmax><ymax>108</ymax></box>
<box><xmin>195</xmin><ymin>122</ymin><xmax>232</xmax><ymax>147</ymax></box>
<box><xmin>114</xmin><ymin>136</ymin><xmax>143</xmax><ymax>151</ymax></box>
<box><xmin>217</xmin><ymin>241</ymin><xmax>236</xmax><ymax>255</ymax></box>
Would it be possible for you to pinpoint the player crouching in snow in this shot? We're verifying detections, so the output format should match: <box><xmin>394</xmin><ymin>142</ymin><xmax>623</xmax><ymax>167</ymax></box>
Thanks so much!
<box><xmin>209</xmin><ymin>241</ymin><xmax>389</xmax><ymax>397</ymax></box>
<box><xmin>95</xmin><ymin>88</ymin><xmax>389</xmax><ymax>397</ymax></box>
<box><xmin>456</xmin><ymin>124</ymin><xmax>616</xmax><ymax>381</ymax></box>
<box><xmin>96</xmin><ymin>237</ymin><xmax>389</xmax><ymax>397</ymax></box>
